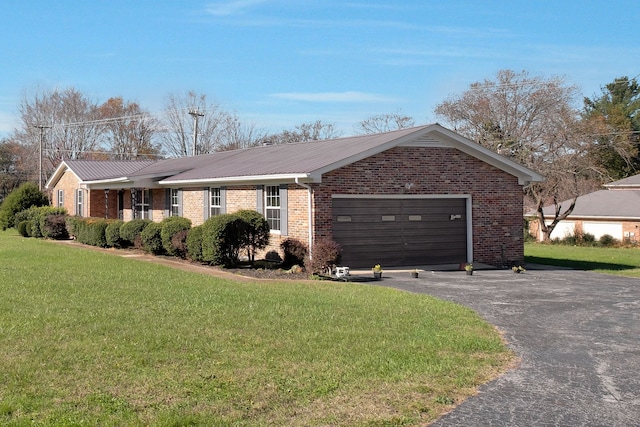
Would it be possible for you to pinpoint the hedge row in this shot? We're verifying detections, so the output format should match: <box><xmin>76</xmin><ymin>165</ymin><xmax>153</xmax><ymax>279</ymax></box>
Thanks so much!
<box><xmin>14</xmin><ymin>208</ymin><xmax>340</xmax><ymax>273</ymax></box>
<box><xmin>52</xmin><ymin>212</ymin><xmax>271</xmax><ymax>268</ymax></box>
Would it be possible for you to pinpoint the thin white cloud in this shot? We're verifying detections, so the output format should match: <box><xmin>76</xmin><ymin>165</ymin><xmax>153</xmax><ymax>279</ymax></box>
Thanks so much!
<box><xmin>270</xmin><ymin>91</ymin><xmax>401</xmax><ymax>103</ymax></box>
<box><xmin>206</xmin><ymin>0</ymin><xmax>268</xmax><ymax>16</ymax></box>
<box><xmin>0</xmin><ymin>110</ymin><xmax>16</xmax><ymax>137</ymax></box>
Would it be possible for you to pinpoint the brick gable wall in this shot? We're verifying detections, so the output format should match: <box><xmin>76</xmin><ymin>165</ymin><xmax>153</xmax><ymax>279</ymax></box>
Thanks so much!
<box><xmin>313</xmin><ymin>147</ymin><xmax>524</xmax><ymax>266</ymax></box>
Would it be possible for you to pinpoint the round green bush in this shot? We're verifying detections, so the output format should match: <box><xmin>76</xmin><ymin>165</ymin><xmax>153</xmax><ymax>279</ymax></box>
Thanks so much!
<box><xmin>140</xmin><ymin>222</ymin><xmax>164</xmax><ymax>254</ymax></box>
<box><xmin>120</xmin><ymin>219</ymin><xmax>151</xmax><ymax>246</ymax></box>
<box><xmin>186</xmin><ymin>225</ymin><xmax>204</xmax><ymax>262</ymax></box>
<box><xmin>161</xmin><ymin>216</ymin><xmax>192</xmax><ymax>256</ymax></box>
<box><xmin>17</xmin><ymin>220</ymin><xmax>30</xmax><ymax>237</ymax></box>
<box><xmin>105</xmin><ymin>220</ymin><xmax>125</xmax><ymax>248</ymax></box>
<box><xmin>599</xmin><ymin>234</ymin><xmax>618</xmax><ymax>247</ymax></box>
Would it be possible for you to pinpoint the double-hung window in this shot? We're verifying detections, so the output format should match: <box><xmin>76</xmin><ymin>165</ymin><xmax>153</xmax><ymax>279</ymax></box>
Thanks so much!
<box><xmin>57</xmin><ymin>189</ymin><xmax>64</xmax><ymax>208</ymax></box>
<box><xmin>170</xmin><ymin>189</ymin><xmax>180</xmax><ymax>216</ymax></box>
<box><xmin>135</xmin><ymin>189</ymin><xmax>151</xmax><ymax>219</ymax></box>
<box><xmin>76</xmin><ymin>189</ymin><xmax>83</xmax><ymax>216</ymax></box>
<box><xmin>265</xmin><ymin>185</ymin><xmax>281</xmax><ymax>232</ymax></box>
<box><xmin>210</xmin><ymin>187</ymin><xmax>222</xmax><ymax>217</ymax></box>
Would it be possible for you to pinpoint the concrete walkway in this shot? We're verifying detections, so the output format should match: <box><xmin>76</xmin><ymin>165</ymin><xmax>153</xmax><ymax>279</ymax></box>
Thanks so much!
<box><xmin>373</xmin><ymin>266</ymin><xmax>640</xmax><ymax>426</ymax></box>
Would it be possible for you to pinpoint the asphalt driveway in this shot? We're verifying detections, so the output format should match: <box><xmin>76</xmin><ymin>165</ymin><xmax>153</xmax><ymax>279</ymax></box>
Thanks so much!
<box><xmin>376</xmin><ymin>267</ymin><xmax>640</xmax><ymax>426</ymax></box>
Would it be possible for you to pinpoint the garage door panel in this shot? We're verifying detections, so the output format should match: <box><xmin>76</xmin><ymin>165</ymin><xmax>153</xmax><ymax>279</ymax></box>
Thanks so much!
<box><xmin>332</xmin><ymin>197</ymin><xmax>468</xmax><ymax>267</ymax></box>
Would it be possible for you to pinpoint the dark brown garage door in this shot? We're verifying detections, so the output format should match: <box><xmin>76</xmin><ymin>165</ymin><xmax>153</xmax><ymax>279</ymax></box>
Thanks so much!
<box><xmin>332</xmin><ymin>197</ymin><xmax>467</xmax><ymax>268</ymax></box>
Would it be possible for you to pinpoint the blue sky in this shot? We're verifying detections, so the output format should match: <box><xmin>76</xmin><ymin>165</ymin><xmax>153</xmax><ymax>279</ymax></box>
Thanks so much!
<box><xmin>1</xmin><ymin>0</ymin><xmax>639</xmax><ymax>138</ymax></box>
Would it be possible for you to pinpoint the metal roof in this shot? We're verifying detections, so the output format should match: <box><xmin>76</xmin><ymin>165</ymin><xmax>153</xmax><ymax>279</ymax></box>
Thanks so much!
<box><xmin>134</xmin><ymin>125</ymin><xmax>434</xmax><ymax>182</ymax></box>
<box><xmin>65</xmin><ymin>160</ymin><xmax>157</xmax><ymax>181</ymax></box>
<box><xmin>46</xmin><ymin>124</ymin><xmax>545</xmax><ymax>188</ymax></box>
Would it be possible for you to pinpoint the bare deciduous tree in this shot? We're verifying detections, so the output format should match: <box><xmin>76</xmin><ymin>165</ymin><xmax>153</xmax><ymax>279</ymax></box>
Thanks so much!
<box><xmin>97</xmin><ymin>97</ymin><xmax>160</xmax><ymax>160</ymax></box>
<box><xmin>435</xmin><ymin>69</ymin><xmax>592</xmax><ymax>241</ymax></box>
<box><xmin>14</xmin><ymin>87</ymin><xmax>104</xmax><ymax>181</ymax></box>
<box><xmin>158</xmin><ymin>91</ymin><xmax>228</xmax><ymax>157</ymax></box>
<box><xmin>355</xmin><ymin>111</ymin><xmax>415</xmax><ymax>134</ymax></box>
<box><xmin>267</xmin><ymin>120</ymin><xmax>341</xmax><ymax>144</ymax></box>
<box><xmin>217</xmin><ymin>113</ymin><xmax>267</xmax><ymax>151</ymax></box>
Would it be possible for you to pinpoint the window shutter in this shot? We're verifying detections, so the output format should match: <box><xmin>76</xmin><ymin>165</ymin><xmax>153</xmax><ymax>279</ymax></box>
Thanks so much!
<box><xmin>165</xmin><ymin>189</ymin><xmax>171</xmax><ymax>218</ymax></box>
<box><xmin>178</xmin><ymin>189</ymin><xmax>183</xmax><ymax>217</ymax></box>
<box><xmin>203</xmin><ymin>187</ymin><xmax>210</xmax><ymax>220</ymax></box>
<box><xmin>74</xmin><ymin>190</ymin><xmax>78</xmax><ymax>216</ymax></box>
<box><xmin>220</xmin><ymin>187</ymin><xmax>226</xmax><ymax>214</ymax></box>
<box><xmin>280</xmin><ymin>184</ymin><xmax>288</xmax><ymax>236</ymax></box>
<box><xmin>256</xmin><ymin>185</ymin><xmax>264</xmax><ymax>214</ymax></box>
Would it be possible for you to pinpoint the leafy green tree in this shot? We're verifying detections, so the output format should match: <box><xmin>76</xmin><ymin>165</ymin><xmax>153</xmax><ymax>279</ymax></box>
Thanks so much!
<box><xmin>0</xmin><ymin>182</ymin><xmax>49</xmax><ymax>230</ymax></box>
<box><xmin>583</xmin><ymin>76</ymin><xmax>640</xmax><ymax>180</ymax></box>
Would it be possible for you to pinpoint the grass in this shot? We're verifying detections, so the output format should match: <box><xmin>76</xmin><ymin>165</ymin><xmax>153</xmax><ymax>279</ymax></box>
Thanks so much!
<box><xmin>525</xmin><ymin>242</ymin><xmax>640</xmax><ymax>277</ymax></box>
<box><xmin>0</xmin><ymin>230</ymin><xmax>513</xmax><ymax>426</ymax></box>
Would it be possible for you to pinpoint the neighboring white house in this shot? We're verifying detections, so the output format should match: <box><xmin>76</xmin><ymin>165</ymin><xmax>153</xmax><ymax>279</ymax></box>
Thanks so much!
<box><xmin>530</xmin><ymin>174</ymin><xmax>640</xmax><ymax>242</ymax></box>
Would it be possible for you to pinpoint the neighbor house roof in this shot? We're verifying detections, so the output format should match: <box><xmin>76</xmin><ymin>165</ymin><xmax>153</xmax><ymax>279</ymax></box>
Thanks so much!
<box><xmin>604</xmin><ymin>174</ymin><xmax>640</xmax><ymax>189</ymax></box>
<box><xmin>46</xmin><ymin>124</ymin><xmax>544</xmax><ymax>189</ymax></box>
<box><xmin>536</xmin><ymin>188</ymin><xmax>640</xmax><ymax>220</ymax></box>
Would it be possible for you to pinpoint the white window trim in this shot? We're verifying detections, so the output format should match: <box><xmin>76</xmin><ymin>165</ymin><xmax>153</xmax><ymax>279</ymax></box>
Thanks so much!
<box><xmin>265</xmin><ymin>185</ymin><xmax>281</xmax><ymax>233</ymax></box>
<box><xmin>136</xmin><ymin>189</ymin><xmax>151</xmax><ymax>220</ymax></box>
<box><xmin>170</xmin><ymin>188</ymin><xmax>180</xmax><ymax>217</ymax></box>
<box><xmin>76</xmin><ymin>189</ymin><xmax>83</xmax><ymax>217</ymax></box>
<box><xmin>210</xmin><ymin>187</ymin><xmax>222</xmax><ymax>217</ymax></box>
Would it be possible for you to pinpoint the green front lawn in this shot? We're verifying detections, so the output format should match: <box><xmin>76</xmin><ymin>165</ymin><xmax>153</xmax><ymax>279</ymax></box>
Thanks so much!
<box><xmin>0</xmin><ymin>231</ymin><xmax>512</xmax><ymax>426</ymax></box>
<box><xmin>525</xmin><ymin>242</ymin><xmax>640</xmax><ymax>277</ymax></box>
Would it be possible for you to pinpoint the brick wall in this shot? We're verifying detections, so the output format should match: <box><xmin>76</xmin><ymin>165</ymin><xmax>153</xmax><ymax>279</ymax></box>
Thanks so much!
<box><xmin>52</xmin><ymin>170</ymin><xmax>81</xmax><ymax>215</ymax></box>
<box><xmin>226</xmin><ymin>186</ymin><xmax>257</xmax><ymax>213</ymax></box>
<box><xmin>314</xmin><ymin>147</ymin><xmax>525</xmax><ymax>266</ymax></box>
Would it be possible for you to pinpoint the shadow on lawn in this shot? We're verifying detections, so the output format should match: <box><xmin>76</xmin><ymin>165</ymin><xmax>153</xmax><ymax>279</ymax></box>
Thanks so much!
<box><xmin>525</xmin><ymin>256</ymin><xmax>638</xmax><ymax>272</ymax></box>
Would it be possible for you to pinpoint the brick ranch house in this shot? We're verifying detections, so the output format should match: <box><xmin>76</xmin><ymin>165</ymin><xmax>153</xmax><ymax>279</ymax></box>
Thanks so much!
<box><xmin>46</xmin><ymin>124</ymin><xmax>543</xmax><ymax>268</ymax></box>
<box><xmin>529</xmin><ymin>174</ymin><xmax>640</xmax><ymax>242</ymax></box>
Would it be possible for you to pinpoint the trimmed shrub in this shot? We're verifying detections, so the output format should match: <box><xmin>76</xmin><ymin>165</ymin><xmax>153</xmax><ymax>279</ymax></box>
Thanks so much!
<box><xmin>105</xmin><ymin>220</ymin><xmax>125</xmax><ymax>248</ymax></box>
<box><xmin>0</xmin><ymin>182</ymin><xmax>49</xmax><ymax>230</ymax></box>
<box><xmin>17</xmin><ymin>220</ymin><xmax>30</xmax><ymax>237</ymax></box>
<box><xmin>171</xmin><ymin>229</ymin><xmax>189</xmax><ymax>259</ymax></box>
<box><xmin>201</xmin><ymin>214</ymin><xmax>246</xmax><ymax>267</ymax></box>
<box><xmin>161</xmin><ymin>216</ymin><xmax>192</xmax><ymax>256</ymax></box>
<box><xmin>281</xmin><ymin>238</ymin><xmax>308</xmax><ymax>268</ymax></box>
<box><xmin>120</xmin><ymin>219</ymin><xmax>151</xmax><ymax>247</ymax></box>
<box><xmin>307</xmin><ymin>238</ymin><xmax>341</xmax><ymax>275</ymax></box>
<box><xmin>235</xmin><ymin>209</ymin><xmax>270</xmax><ymax>263</ymax></box>
<box><xmin>42</xmin><ymin>214</ymin><xmax>69</xmax><ymax>240</ymax></box>
<box><xmin>599</xmin><ymin>234</ymin><xmax>618</xmax><ymax>247</ymax></box>
<box><xmin>14</xmin><ymin>207</ymin><xmax>43</xmax><ymax>238</ymax></box>
<box><xmin>74</xmin><ymin>218</ymin><xmax>109</xmax><ymax>247</ymax></box>
<box><xmin>26</xmin><ymin>221</ymin><xmax>37</xmax><ymax>238</ymax></box>
<box><xmin>140</xmin><ymin>222</ymin><xmax>164</xmax><ymax>254</ymax></box>
<box><xmin>186</xmin><ymin>225</ymin><xmax>204</xmax><ymax>262</ymax></box>
<box><xmin>14</xmin><ymin>206</ymin><xmax>66</xmax><ymax>238</ymax></box>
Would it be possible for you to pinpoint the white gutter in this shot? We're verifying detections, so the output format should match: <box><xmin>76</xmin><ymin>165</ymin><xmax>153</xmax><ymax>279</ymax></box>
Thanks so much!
<box><xmin>295</xmin><ymin>177</ymin><xmax>314</xmax><ymax>259</ymax></box>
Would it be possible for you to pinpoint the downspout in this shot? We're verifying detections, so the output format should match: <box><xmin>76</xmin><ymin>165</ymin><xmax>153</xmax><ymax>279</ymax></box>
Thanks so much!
<box><xmin>295</xmin><ymin>177</ymin><xmax>313</xmax><ymax>259</ymax></box>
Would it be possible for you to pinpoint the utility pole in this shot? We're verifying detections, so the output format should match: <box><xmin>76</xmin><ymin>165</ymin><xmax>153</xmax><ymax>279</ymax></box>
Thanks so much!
<box><xmin>188</xmin><ymin>109</ymin><xmax>204</xmax><ymax>156</ymax></box>
<box><xmin>34</xmin><ymin>125</ymin><xmax>51</xmax><ymax>190</ymax></box>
